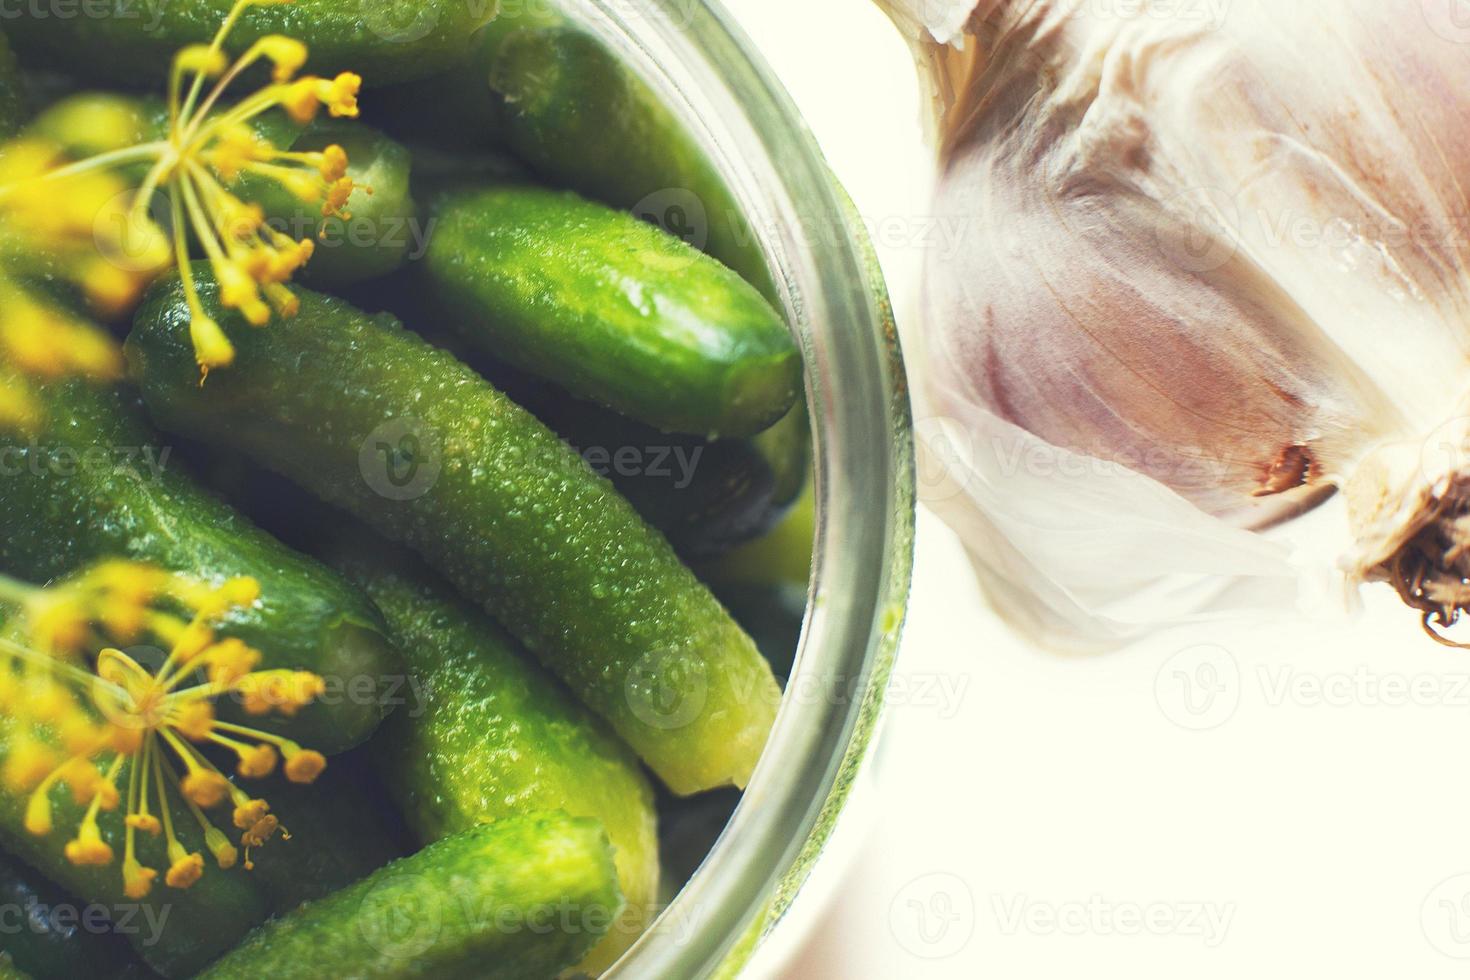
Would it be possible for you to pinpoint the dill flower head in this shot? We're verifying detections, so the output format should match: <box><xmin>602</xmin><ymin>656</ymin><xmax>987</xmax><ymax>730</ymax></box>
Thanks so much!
<box><xmin>0</xmin><ymin>0</ymin><xmax>365</xmax><ymax>401</ymax></box>
<box><xmin>143</xmin><ymin>0</ymin><xmax>362</xmax><ymax>376</ymax></box>
<box><xmin>0</xmin><ymin>562</ymin><xmax>328</xmax><ymax>898</ymax></box>
<box><xmin>0</xmin><ymin>138</ymin><xmax>160</xmax><ymax>432</ymax></box>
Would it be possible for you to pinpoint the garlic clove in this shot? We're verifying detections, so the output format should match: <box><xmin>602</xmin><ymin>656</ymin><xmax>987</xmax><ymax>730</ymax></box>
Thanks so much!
<box><xmin>885</xmin><ymin>0</ymin><xmax>1470</xmax><ymax>641</ymax></box>
<box><xmin>925</xmin><ymin>72</ymin><xmax>1395</xmax><ymax>527</ymax></box>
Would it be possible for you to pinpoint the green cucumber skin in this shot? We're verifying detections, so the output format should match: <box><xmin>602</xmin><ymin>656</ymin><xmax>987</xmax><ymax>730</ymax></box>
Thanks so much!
<box><xmin>255</xmin><ymin>119</ymin><xmax>417</xmax><ymax>287</ymax></box>
<box><xmin>480</xmin><ymin>13</ymin><xmax>776</xmax><ymax>297</ymax></box>
<box><xmin>0</xmin><ymin>849</ymin><xmax>158</xmax><ymax>980</ymax></box>
<box><xmin>5</xmin><ymin>0</ymin><xmax>492</xmax><ymax>88</ymax></box>
<box><xmin>128</xmin><ymin>275</ymin><xmax>783</xmax><ymax>795</ymax></box>
<box><xmin>377</xmin><ymin>7</ymin><xmax>776</xmax><ymax>296</ymax></box>
<box><xmin>423</xmin><ymin>185</ymin><xmax>799</xmax><ymax>439</ymax></box>
<box><xmin>329</xmin><ymin>544</ymin><xmax>658</xmax><ymax>970</ymax></box>
<box><xmin>375</xmin><ymin>332</ymin><xmax>802</xmax><ymax>561</ymax></box>
<box><xmin>0</xmin><ymin>379</ymin><xmax>401</xmax><ymax>754</ymax></box>
<box><xmin>713</xmin><ymin>583</ymin><xmax>807</xmax><ymax>684</ymax></box>
<box><xmin>200</xmin><ymin>813</ymin><xmax>622</xmax><ymax>980</ymax></box>
<box><xmin>0</xmin><ymin>31</ymin><xmax>26</xmax><ymax>138</ymax></box>
<box><xmin>0</xmin><ymin>721</ymin><xmax>269</xmax><ymax>978</ymax></box>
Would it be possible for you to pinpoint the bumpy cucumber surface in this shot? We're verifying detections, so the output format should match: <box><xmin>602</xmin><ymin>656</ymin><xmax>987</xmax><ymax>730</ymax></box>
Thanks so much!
<box><xmin>364</xmin><ymin>329</ymin><xmax>802</xmax><ymax>561</ymax></box>
<box><xmin>199</xmin><ymin>813</ymin><xmax>622</xmax><ymax>980</ymax></box>
<box><xmin>0</xmin><ymin>379</ymin><xmax>401</xmax><ymax>754</ymax></box>
<box><xmin>423</xmin><ymin>185</ymin><xmax>799</xmax><ymax>438</ymax></box>
<box><xmin>373</xmin><ymin>6</ymin><xmax>774</xmax><ymax>293</ymax></box>
<box><xmin>713</xmin><ymin>582</ymin><xmax>807</xmax><ymax>683</ymax></box>
<box><xmin>479</xmin><ymin>9</ymin><xmax>775</xmax><ymax>295</ymax></box>
<box><xmin>5</xmin><ymin>0</ymin><xmax>491</xmax><ymax>87</ymax></box>
<box><xmin>329</xmin><ymin>542</ymin><xmax>657</xmax><ymax>971</ymax></box>
<box><xmin>128</xmin><ymin>275</ymin><xmax>782</xmax><ymax>795</ymax></box>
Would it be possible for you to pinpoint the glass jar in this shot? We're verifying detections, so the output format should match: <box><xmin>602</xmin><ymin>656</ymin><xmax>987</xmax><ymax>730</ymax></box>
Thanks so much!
<box><xmin>564</xmin><ymin>1</ymin><xmax>918</xmax><ymax>975</ymax></box>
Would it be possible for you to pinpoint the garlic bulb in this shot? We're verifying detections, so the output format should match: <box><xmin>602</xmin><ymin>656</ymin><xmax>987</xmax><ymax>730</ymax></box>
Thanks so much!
<box><xmin>880</xmin><ymin>0</ymin><xmax>1470</xmax><ymax>645</ymax></box>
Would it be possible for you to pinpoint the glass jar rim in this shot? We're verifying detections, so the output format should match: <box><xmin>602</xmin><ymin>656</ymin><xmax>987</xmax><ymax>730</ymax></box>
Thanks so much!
<box><xmin>576</xmin><ymin>1</ymin><xmax>918</xmax><ymax>975</ymax></box>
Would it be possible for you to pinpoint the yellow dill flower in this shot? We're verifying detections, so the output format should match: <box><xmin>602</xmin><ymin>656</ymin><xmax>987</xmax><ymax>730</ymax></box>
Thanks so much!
<box><xmin>0</xmin><ymin>139</ymin><xmax>144</xmax><ymax>433</ymax></box>
<box><xmin>0</xmin><ymin>0</ymin><xmax>364</xmax><ymax>385</ymax></box>
<box><xmin>0</xmin><ymin>562</ymin><xmax>328</xmax><ymax>897</ymax></box>
<box><xmin>144</xmin><ymin>0</ymin><xmax>360</xmax><ymax>376</ymax></box>
<box><xmin>0</xmin><ymin>135</ymin><xmax>168</xmax><ymax>314</ymax></box>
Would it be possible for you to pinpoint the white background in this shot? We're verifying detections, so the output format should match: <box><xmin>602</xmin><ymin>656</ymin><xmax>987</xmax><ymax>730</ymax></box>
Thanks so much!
<box><xmin>712</xmin><ymin>0</ymin><xmax>1470</xmax><ymax>976</ymax></box>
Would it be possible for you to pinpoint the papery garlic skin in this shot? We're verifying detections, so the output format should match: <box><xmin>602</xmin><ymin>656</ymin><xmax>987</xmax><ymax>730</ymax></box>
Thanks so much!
<box><xmin>885</xmin><ymin>0</ymin><xmax>1470</xmax><ymax>644</ymax></box>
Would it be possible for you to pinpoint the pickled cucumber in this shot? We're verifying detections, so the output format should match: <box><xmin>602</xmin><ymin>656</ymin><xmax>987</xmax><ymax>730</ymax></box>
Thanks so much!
<box><xmin>199</xmin><ymin>813</ymin><xmax>622</xmax><ymax>980</ymax></box>
<box><xmin>128</xmin><ymin>274</ymin><xmax>783</xmax><ymax>794</ymax></box>
<box><xmin>329</xmin><ymin>542</ymin><xmax>657</xmax><ymax>971</ymax></box>
<box><xmin>0</xmin><ymin>379</ymin><xmax>402</xmax><ymax>754</ymax></box>
<box><xmin>423</xmin><ymin>185</ymin><xmax>798</xmax><ymax>437</ymax></box>
<box><xmin>5</xmin><ymin>0</ymin><xmax>492</xmax><ymax>88</ymax></box>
